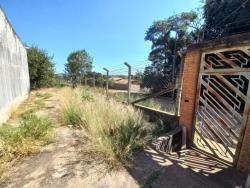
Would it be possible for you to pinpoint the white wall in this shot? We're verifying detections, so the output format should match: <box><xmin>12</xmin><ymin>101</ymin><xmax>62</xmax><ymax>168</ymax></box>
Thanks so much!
<box><xmin>0</xmin><ymin>8</ymin><xmax>30</xmax><ymax>123</ymax></box>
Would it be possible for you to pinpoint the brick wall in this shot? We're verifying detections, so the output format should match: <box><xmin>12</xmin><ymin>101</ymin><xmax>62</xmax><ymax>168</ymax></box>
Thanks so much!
<box><xmin>178</xmin><ymin>33</ymin><xmax>250</xmax><ymax>173</ymax></box>
<box><xmin>237</xmin><ymin>110</ymin><xmax>250</xmax><ymax>173</ymax></box>
<box><xmin>179</xmin><ymin>42</ymin><xmax>250</xmax><ymax>173</ymax></box>
<box><xmin>179</xmin><ymin>48</ymin><xmax>201</xmax><ymax>144</ymax></box>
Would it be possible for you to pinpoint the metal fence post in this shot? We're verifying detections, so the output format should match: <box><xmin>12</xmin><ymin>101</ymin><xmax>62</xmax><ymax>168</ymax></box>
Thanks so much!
<box><xmin>124</xmin><ymin>62</ymin><xmax>131</xmax><ymax>104</ymax></box>
<box><xmin>175</xmin><ymin>51</ymin><xmax>185</xmax><ymax>116</ymax></box>
<box><xmin>172</xmin><ymin>32</ymin><xmax>178</xmax><ymax>99</ymax></box>
<box><xmin>93</xmin><ymin>77</ymin><xmax>95</xmax><ymax>87</ymax></box>
<box><xmin>103</xmin><ymin>68</ymin><xmax>109</xmax><ymax>96</ymax></box>
<box><xmin>85</xmin><ymin>76</ymin><xmax>87</xmax><ymax>86</ymax></box>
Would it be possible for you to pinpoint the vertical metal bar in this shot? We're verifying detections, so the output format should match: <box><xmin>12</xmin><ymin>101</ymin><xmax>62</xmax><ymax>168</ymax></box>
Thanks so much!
<box><xmin>93</xmin><ymin>77</ymin><xmax>95</xmax><ymax>87</ymax></box>
<box><xmin>124</xmin><ymin>62</ymin><xmax>131</xmax><ymax>103</ymax></box>
<box><xmin>85</xmin><ymin>76</ymin><xmax>87</xmax><ymax>86</ymax></box>
<box><xmin>172</xmin><ymin>32</ymin><xmax>178</xmax><ymax>98</ymax></box>
<box><xmin>175</xmin><ymin>52</ymin><xmax>185</xmax><ymax>116</ymax></box>
<box><xmin>103</xmin><ymin>68</ymin><xmax>109</xmax><ymax>96</ymax></box>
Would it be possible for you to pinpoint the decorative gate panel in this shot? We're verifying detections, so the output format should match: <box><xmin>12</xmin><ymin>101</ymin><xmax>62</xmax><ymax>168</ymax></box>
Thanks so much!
<box><xmin>193</xmin><ymin>46</ymin><xmax>250</xmax><ymax>163</ymax></box>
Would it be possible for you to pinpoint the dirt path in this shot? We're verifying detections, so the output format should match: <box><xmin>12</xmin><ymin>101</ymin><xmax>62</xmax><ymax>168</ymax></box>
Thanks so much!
<box><xmin>1</xmin><ymin>88</ymin><xmax>138</xmax><ymax>188</ymax></box>
<box><xmin>3</xmin><ymin>126</ymin><xmax>138</xmax><ymax>188</ymax></box>
<box><xmin>0</xmin><ymin>88</ymin><xmax>245</xmax><ymax>188</ymax></box>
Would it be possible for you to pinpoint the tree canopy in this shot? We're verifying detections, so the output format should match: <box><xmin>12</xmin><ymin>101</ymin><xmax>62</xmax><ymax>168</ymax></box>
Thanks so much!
<box><xmin>64</xmin><ymin>50</ymin><xmax>93</xmax><ymax>87</ymax></box>
<box><xmin>203</xmin><ymin>0</ymin><xmax>250</xmax><ymax>39</ymax></box>
<box><xmin>27</xmin><ymin>47</ymin><xmax>55</xmax><ymax>89</ymax></box>
<box><xmin>143</xmin><ymin>11</ymin><xmax>202</xmax><ymax>91</ymax></box>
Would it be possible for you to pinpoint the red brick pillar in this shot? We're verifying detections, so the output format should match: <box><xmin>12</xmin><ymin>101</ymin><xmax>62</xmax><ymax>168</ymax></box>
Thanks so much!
<box><xmin>237</xmin><ymin>111</ymin><xmax>250</xmax><ymax>173</ymax></box>
<box><xmin>179</xmin><ymin>48</ymin><xmax>201</xmax><ymax>146</ymax></box>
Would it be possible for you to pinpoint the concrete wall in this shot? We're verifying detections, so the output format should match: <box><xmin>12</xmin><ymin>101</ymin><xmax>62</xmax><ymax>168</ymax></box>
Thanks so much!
<box><xmin>0</xmin><ymin>8</ymin><xmax>30</xmax><ymax>124</ymax></box>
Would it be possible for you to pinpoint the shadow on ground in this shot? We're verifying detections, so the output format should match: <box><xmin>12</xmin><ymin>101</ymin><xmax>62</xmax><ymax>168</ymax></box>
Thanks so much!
<box><xmin>127</xmin><ymin>143</ymin><xmax>246</xmax><ymax>188</ymax></box>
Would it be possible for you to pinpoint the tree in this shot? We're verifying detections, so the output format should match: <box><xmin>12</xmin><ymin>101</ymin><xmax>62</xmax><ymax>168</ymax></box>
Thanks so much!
<box><xmin>27</xmin><ymin>46</ymin><xmax>55</xmax><ymax>89</ymax></box>
<box><xmin>64</xmin><ymin>50</ymin><xmax>93</xmax><ymax>88</ymax></box>
<box><xmin>133</xmin><ymin>71</ymin><xmax>144</xmax><ymax>81</ymax></box>
<box><xmin>203</xmin><ymin>0</ymin><xmax>250</xmax><ymax>39</ymax></box>
<box><xmin>143</xmin><ymin>11</ymin><xmax>202</xmax><ymax>92</ymax></box>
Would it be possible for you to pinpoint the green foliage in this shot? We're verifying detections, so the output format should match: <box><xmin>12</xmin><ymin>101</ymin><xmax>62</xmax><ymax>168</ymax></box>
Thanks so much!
<box><xmin>95</xmin><ymin>77</ymin><xmax>105</xmax><ymax>87</ymax></box>
<box><xmin>204</xmin><ymin>0</ymin><xmax>250</xmax><ymax>39</ymax></box>
<box><xmin>133</xmin><ymin>71</ymin><xmax>144</xmax><ymax>81</ymax></box>
<box><xmin>20</xmin><ymin>114</ymin><xmax>53</xmax><ymax>139</ymax></box>
<box><xmin>0</xmin><ymin>124</ymin><xmax>22</xmax><ymax>147</ymax></box>
<box><xmin>27</xmin><ymin>47</ymin><xmax>56</xmax><ymax>89</ymax></box>
<box><xmin>144</xmin><ymin>11</ymin><xmax>202</xmax><ymax>91</ymax></box>
<box><xmin>64</xmin><ymin>50</ymin><xmax>93</xmax><ymax>88</ymax></box>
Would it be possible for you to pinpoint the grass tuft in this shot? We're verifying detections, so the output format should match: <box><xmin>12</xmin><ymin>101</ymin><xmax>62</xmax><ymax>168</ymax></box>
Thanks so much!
<box><xmin>61</xmin><ymin>105</ymin><xmax>84</xmax><ymax>127</ymax></box>
<box><xmin>20</xmin><ymin>114</ymin><xmax>53</xmax><ymax>139</ymax></box>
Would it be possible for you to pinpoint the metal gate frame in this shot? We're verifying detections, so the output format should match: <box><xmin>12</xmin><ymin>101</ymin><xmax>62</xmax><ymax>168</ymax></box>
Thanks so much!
<box><xmin>192</xmin><ymin>46</ymin><xmax>250</xmax><ymax>165</ymax></box>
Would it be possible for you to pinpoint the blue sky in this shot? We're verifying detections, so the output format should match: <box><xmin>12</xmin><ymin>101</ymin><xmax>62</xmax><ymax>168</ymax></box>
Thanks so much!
<box><xmin>1</xmin><ymin>0</ymin><xmax>201</xmax><ymax>73</ymax></box>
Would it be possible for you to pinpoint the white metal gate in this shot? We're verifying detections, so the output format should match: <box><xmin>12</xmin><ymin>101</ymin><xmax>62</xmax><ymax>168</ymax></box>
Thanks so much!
<box><xmin>193</xmin><ymin>46</ymin><xmax>250</xmax><ymax>163</ymax></box>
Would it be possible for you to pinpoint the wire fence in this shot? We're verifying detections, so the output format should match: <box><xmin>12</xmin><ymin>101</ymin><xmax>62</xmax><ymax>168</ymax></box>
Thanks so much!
<box><xmin>61</xmin><ymin>59</ymin><xmax>184</xmax><ymax>115</ymax></box>
<box><xmin>100</xmin><ymin>60</ymin><xmax>184</xmax><ymax>115</ymax></box>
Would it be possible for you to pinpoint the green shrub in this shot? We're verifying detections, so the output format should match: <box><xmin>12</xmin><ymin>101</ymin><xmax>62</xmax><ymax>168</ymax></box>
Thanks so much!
<box><xmin>0</xmin><ymin>124</ymin><xmax>22</xmax><ymax>147</ymax></box>
<box><xmin>27</xmin><ymin>47</ymin><xmax>56</xmax><ymax>89</ymax></box>
<box><xmin>95</xmin><ymin>77</ymin><xmax>105</xmax><ymax>87</ymax></box>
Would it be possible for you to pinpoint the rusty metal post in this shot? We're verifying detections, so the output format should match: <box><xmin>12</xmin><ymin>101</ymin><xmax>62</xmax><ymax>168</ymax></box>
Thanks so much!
<box><xmin>124</xmin><ymin>62</ymin><xmax>131</xmax><ymax>103</ymax></box>
<box><xmin>103</xmin><ymin>68</ymin><xmax>109</xmax><ymax>96</ymax></box>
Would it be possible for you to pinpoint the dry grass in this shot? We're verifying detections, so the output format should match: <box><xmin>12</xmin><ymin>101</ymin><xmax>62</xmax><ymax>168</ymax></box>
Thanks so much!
<box><xmin>60</xmin><ymin>87</ymin><xmax>153</xmax><ymax>168</ymax></box>
<box><xmin>10</xmin><ymin>91</ymin><xmax>52</xmax><ymax>120</ymax></box>
<box><xmin>113</xmin><ymin>92</ymin><xmax>176</xmax><ymax>115</ymax></box>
